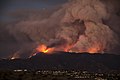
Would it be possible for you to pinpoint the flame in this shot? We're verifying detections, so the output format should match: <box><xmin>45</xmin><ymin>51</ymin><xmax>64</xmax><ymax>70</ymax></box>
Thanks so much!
<box><xmin>67</xmin><ymin>43</ymin><xmax>102</xmax><ymax>54</ymax></box>
<box><xmin>36</xmin><ymin>44</ymin><xmax>54</xmax><ymax>53</ymax></box>
<box><xmin>88</xmin><ymin>44</ymin><xmax>101</xmax><ymax>53</ymax></box>
<box><xmin>10</xmin><ymin>51</ymin><xmax>20</xmax><ymax>60</ymax></box>
<box><xmin>88</xmin><ymin>47</ymin><xmax>99</xmax><ymax>53</ymax></box>
<box><xmin>35</xmin><ymin>43</ymin><xmax>102</xmax><ymax>55</ymax></box>
<box><xmin>64</xmin><ymin>45</ymin><xmax>74</xmax><ymax>52</ymax></box>
<box><xmin>11</xmin><ymin>57</ymin><xmax>15</xmax><ymax>60</ymax></box>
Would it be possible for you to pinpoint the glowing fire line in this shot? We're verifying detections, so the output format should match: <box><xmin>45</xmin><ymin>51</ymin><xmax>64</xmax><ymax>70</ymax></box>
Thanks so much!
<box><xmin>36</xmin><ymin>44</ymin><xmax>54</xmax><ymax>53</ymax></box>
<box><xmin>35</xmin><ymin>43</ymin><xmax>101</xmax><ymax>55</ymax></box>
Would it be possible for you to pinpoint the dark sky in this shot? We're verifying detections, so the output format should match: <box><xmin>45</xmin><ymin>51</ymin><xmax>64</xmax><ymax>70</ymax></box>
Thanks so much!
<box><xmin>0</xmin><ymin>0</ymin><xmax>68</xmax><ymax>21</ymax></box>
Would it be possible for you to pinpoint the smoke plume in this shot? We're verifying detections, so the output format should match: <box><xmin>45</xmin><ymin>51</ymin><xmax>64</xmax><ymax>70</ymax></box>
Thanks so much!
<box><xmin>1</xmin><ymin>0</ymin><xmax>120</xmax><ymax>58</ymax></box>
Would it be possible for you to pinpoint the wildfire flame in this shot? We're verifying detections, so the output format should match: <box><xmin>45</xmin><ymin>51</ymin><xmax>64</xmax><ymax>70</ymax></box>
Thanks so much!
<box><xmin>88</xmin><ymin>47</ymin><xmax>99</xmax><ymax>53</ymax></box>
<box><xmin>87</xmin><ymin>44</ymin><xmax>102</xmax><ymax>53</ymax></box>
<box><xmin>66</xmin><ymin>43</ymin><xmax>102</xmax><ymax>54</ymax></box>
<box><xmin>36</xmin><ymin>44</ymin><xmax>54</xmax><ymax>54</ymax></box>
<box><xmin>11</xmin><ymin>57</ymin><xmax>15</xmax><ymax>60</ymax></box>
<box><xmin>10</xmin><ymin>51</ymin><xmax>20</xmax><ymax>60</ymax></box>
<box><xmin>35</xmin><ymin>43</ymin><xmax>102</xmax><ymax>55</ymax></box>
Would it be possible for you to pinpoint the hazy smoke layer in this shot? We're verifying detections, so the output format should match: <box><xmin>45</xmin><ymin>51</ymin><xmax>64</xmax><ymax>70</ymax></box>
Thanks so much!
<box><xmin>1</xmin><ymin>0</ymin><xmax>120</xmax><ymax>58</ymax></box>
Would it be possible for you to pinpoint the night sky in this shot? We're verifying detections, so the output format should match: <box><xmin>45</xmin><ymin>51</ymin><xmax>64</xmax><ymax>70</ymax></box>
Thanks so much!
<box><xmin>0</xmin><ymin>0</ymin><xmax>68</xmax><ymax>21</ymax></box>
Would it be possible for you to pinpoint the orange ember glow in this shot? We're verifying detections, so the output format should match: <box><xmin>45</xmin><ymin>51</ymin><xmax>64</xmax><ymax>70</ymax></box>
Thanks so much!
<box><xmin>64</xmin><ymin>45</ymin><xmax>74</xmax><ymax>52</ymax></box>
<box><xmin>36</xmin><ymin>43</ymin><xmax>102</xmax><ymax>54</ymax></box>
<box><xmin>36</xmin><ymin>44</ymin><xmax>54</xmax><ymax>53</ymax></box>
<box><xmin>88</xmin><ymin>48</ymin><xmax>98</xmax><ymax>53</ymax></box>
<box><xmin>88</xmin><ymin>46</ymin><xmax>101</xmax><ymax>53</ymax></box>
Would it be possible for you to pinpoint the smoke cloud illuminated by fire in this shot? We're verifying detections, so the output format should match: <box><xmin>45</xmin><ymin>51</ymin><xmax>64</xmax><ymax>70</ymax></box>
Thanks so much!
<box><xmin>2</xmin><ymin>0</ymin><xmax>120</xmax><ymax>58</ymax></box>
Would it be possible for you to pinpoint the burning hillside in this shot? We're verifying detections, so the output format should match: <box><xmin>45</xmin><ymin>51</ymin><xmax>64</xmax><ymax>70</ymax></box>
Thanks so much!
<box><xmin>35</xmin><ymin>44</ymin><xmax>102</xmax><ymax>54</ymax></box>
<box><xmin>1</xmin><ymin>0</ymin><xmax>120</xmax><ymax>58</ymax></box>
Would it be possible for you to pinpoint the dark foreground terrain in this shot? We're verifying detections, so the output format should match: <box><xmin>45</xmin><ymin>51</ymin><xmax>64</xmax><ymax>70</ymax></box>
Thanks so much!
<box><xmin>0</xmin><ymin>52</ymin><xmax>120</xmax><ymax>80</ymax></box>
<box><xmin>0</xmin><ymin>52</ymin><xmax>120</xmax><ymax>73</ymax></box>
<box><xmin>0</xmin><ymin>70</ymin><xmax>119</xmax><ymax>80</ymax></box>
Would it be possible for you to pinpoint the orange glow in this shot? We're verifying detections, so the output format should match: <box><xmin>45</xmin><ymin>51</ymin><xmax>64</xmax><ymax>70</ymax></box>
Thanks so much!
<box><xmin>88</xmin><ymin>47</ymin><xmax>99</xmax><ymax>53</ymax></box>
<box><xmin>35</xmin><ymin>43</ymin><xmax>102</xmax><ymax>54</ymax></box>
<box><xmin>88</xmin><ymin>45</ymin><xmax>101</xmax><ymax>53</ymax></box>
<box><xmin>64</xmin><ymin>45</ymin><xmax>73</xmax><ymax>52</ymax></box>
<box><xmin>36</xmin><ymin>44</ymin><xmax>54</xmax><ymax>53</ymax></box>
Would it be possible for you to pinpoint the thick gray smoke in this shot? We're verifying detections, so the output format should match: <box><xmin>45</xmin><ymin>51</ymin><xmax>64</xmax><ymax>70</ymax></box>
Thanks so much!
<box><xmin>59</xmin><ymin>0</ymin><xmax>120</xmax><ymax>53</ymax></box>
<box><xmin>1</xmin><ymin>0</ymin><xmax>120</xmax><ymax>58</ymax></box>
